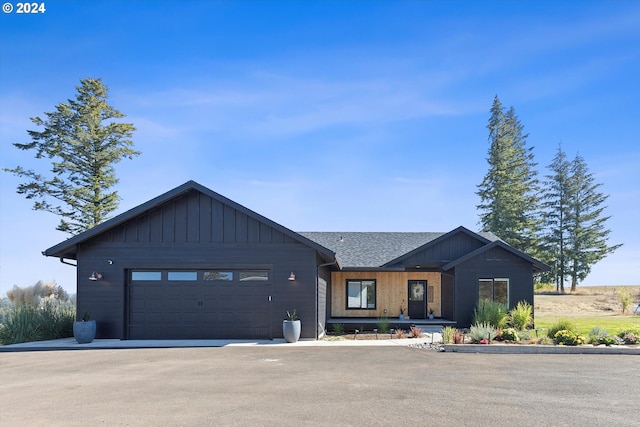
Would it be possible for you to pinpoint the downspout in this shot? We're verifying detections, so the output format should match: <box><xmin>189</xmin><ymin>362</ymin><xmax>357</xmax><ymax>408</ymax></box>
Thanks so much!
<box><xmin>316</xmin><ymin>259</ymin><xmax>338</xmax><ymax>339</ymax></box>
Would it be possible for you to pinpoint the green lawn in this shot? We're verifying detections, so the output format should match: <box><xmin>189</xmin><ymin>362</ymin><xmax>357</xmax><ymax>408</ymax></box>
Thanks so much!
<box><xmin>534</xmin><ymin>314</ymin><xmax>640</xmax><ymax>336</ymax></box>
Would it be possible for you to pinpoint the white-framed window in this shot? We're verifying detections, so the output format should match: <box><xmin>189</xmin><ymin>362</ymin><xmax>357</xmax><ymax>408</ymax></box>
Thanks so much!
<box><xmin>347</xmin><ymin>279</ymin><xmax>376</xmax><ymax>309</ymax></box>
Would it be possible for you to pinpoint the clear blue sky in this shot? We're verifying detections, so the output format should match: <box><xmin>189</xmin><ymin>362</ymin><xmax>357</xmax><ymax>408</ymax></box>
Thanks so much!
<box><xmin>1</xmin><ymin>1</ymin><xmax>638</xmax><ymax>296</ymax></box>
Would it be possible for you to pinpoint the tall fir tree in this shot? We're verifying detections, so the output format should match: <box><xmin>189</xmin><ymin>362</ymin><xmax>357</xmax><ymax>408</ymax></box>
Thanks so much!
<box><xmin>3</xmin><ymin>78</ymin><xmax>139</xmax><ymax>235</ymax></box>
<box><xmin>477</xmin><ymin>96</ymin><xmax>540</xmax><ymax>254</ymax></box>
<box><xmin>566</xmin><ymin>154</ymin><xmax>622</xmax><ymax>292</ymax></box>
<box><xmin>540</xmin><ymin>145</ymin><xmax>572</xmax><ymax>292</ymax></box>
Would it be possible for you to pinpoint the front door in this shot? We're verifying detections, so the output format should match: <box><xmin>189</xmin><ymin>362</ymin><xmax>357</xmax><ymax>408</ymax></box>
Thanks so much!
<box><xmin>408</xmin><ymin>280</ymin><xmax>427</xmax><ymax>319</ymax></box>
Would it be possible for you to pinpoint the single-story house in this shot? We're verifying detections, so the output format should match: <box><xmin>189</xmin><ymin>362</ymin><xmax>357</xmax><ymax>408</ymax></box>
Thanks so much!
<box><xmin>44</xmin><ymin>181</ymin><xmax>549</xmax><ymax>340</ymax></box>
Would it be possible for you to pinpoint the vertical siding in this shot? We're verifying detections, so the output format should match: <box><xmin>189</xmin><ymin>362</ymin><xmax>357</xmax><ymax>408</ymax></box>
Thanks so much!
<box><xmin>75</xmin><ymin>189</ymin><xmax>332</xmax><ymax>340</ymax></box>
<box><xmin>453</xmin><ymin>246</ymin><xmax>534</xmax><ymax>327</ymax></box>
<box><xmin>330</xmin><ymin>271</ymin><xmax>441</xmax><ymax>318</ymax></box>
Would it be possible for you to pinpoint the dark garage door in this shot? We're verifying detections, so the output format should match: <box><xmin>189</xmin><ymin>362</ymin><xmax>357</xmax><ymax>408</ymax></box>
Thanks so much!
<box><xmin>128</xmin><ymin>269</ymin><xmax>271</xmax><ymax>339</ymax></box>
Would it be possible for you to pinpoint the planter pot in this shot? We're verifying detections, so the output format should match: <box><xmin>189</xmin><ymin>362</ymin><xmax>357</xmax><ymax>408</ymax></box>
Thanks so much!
<box><xmin>283</xmin><ymin>320</ymin><xmax>301</xmax><ymax>343</ymax></box>
<box><xmin>73</xmin><ymin>320</ymin><xmax>96</xmax><ymax>344</ymax></box>
<box><xmin>429</xmin><ymin>314</ymin><xmax>434</xmax><ymax>320</ymax></box>
<box><xmin>399</xmin><ymin>314</ymin><xmax>405</xmax><ymax>320</ymax></box>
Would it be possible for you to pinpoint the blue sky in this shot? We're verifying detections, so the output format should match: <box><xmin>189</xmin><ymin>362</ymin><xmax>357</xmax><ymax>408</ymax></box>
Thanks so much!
<box><xmin>1</xmin><ymin>0</ymin><xmax>638</xmax><ymax>296</ymax></box>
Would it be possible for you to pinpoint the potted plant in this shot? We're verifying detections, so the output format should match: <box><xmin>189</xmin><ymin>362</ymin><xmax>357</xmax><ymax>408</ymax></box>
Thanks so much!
<box><xmin>73</xmin><ymin>311</ymin><xmax>96</xmax><ymax>344</ymax></box>
<box><xmin>283</xmin><ymin>309</ymin><xmax>301</xmax><ymax>343</ymax></box>
<box><xmin>399</xmin><ymin>305</ymin><xmax>405</xmax><ymax>320</ymax></box>
<box><xmin>428</xmin><ymin>308</ymin><xmax>435</xmax><ymax>320</ymax></box>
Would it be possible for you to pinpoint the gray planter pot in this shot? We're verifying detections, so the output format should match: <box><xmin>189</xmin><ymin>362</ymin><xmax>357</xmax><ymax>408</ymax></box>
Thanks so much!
<box><xmin>73</xmin><ymin>320</ymin><xmax>96</xmax><ymax>344</ymax></box>
<box><xmin>282</xmin><ymin>320</ymin><xmax>301</xmax><ymax>343</ymax></box>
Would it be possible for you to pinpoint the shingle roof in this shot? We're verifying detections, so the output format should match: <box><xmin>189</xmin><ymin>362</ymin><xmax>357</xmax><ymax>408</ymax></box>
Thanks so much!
<box><xmin>299</xmin><ymin>230</ymin><xmax>501</xmax><ymax>268</ymax></box>
<box><xmin>298</xmin><ymin>232</ymin><xmax>441</xmax><ymax>267</ymax></box>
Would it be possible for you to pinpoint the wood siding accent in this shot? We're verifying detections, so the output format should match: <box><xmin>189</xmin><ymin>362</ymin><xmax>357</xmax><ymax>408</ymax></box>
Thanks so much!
<box><xmin>330</xmin><ymin>271</ymin><xmax>442</xmax><ymax>318</ymax></box>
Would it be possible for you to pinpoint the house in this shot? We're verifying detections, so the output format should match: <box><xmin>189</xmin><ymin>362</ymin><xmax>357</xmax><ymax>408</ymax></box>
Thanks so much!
<box><xmin>44</xmin><ymin>181</ymin><xmax>549</xmax><ymax>340</ymax></box>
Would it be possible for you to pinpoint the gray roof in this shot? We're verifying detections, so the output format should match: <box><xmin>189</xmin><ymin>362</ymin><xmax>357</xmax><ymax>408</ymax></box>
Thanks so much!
<box><xmin>299</xmin><ymin>232</ymin><xmax>443</xmax><ymax>267</ymax></box>
<box><xmin>299</xmin><ymin>229</ymin><xmax>501</xmax><ymax>268</ymax></box>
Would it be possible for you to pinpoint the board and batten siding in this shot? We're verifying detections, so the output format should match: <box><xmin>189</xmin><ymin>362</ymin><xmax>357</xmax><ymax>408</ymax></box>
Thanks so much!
<box><xmin>330</xmin><ymin>271</ymin><xmax>441</xmax><ymax>318</ymax></box>
<box><xmin>74</xmin><ymin>188</ymin><xmax>323</xmax><ymax>340</ymax></box>
<box><xmin>453</xmin><ymin>245</ymin><xmax>535</xmax><ymax>328</ymax></box>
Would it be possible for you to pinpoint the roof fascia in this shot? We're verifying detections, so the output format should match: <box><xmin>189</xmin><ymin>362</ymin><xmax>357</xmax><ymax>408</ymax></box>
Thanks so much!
<box><xmin>44</xmin><ymin>180</ymin><xmax>336</xmax><ymax>263</ymax></box>
<box><xmin>442</xmin><ymin>240</ymin><xmax>551</xmax><ymax>272</ymax></box>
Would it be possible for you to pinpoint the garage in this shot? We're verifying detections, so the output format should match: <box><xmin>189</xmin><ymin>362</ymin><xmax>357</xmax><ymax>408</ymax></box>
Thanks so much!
<box><xmin>128</xmin><ymin>269</ymin><xmax>272</xmax><ymax>339</ymax></box>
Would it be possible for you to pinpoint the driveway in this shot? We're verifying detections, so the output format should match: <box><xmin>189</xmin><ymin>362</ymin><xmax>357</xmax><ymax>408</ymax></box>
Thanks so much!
<box><xmin>1</xmin><ymin>346</ymin><xmax>638</xmax><ymax>426</ymax></box>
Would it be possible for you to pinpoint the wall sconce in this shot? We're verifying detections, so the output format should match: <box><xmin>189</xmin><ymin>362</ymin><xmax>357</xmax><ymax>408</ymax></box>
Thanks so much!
<box><xmin>288</xmin><ymin>272</ymin><xmax>296</xmax><ymax>281</ymax></box>
<box><xmin>89</xmin><ymin>272</ymin><xmax>103</xmax><ymax>281</ymax></box>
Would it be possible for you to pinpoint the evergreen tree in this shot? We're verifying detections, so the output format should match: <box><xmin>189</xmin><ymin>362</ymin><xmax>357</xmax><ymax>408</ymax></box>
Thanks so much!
<box><xmin>540</xmin><ymin>147</ymin><xmax>622</xmax><ymax>292</ymax></box>
<box><xmin>477</xmin><ymin>96</ymin><xmax>540</xmax><ymax>254</ymax></box>
<box><xmin>566</xmin><ymin>154</ymin><xmax>622</xmax><ymax>292</ymax></box>
<box><xmin>540</xmin><ymin>145</ymin><xmax>572</xmax><ymax>292</ymax></box>
<box><xmin>4</xmin><ymin>78</ymin><xmax>139</xmax><ymax>235</ymax></box>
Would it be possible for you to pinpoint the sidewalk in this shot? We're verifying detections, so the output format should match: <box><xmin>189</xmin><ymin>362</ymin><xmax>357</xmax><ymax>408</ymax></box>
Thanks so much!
<box><xmin>0</xmin><ymin>333</ymin><xmax>443</xmax><ymax>352</ymax></box>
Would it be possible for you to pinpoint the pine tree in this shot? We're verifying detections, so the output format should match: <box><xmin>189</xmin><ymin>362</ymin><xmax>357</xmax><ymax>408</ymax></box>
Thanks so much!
<box><xmin>540</xmin><ymin>145</ymin><xmax>572</xmax><ymax>292</ymax></box>
<box><xmin>477</xmin><ymin>96</ymin><xmax>540</xmax><ymax>254</ymax></box>
<box><xmin>3</xmin><ymin>78</ymin><xmax>139</xmax><ymax>235</ymax></box>
<box><xmin>566</xmin><ymin>154</ymin><xmax>622</xmax><ymax>292</ymax></box>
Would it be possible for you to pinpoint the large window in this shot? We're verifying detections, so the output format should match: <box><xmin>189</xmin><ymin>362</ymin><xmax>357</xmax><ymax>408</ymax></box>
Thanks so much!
<box><xmin>479</xmin><ymin>278</ymin><xmax>509</xmax><ymax>304</ymax></box>
<box><xmin>347</xmin><ymin>279</ymin><xmax>376</xmax><ymax>309</ymax></box>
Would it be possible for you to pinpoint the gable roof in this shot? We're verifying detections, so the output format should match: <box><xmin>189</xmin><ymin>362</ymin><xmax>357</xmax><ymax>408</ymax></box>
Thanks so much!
<box><xmin>44</xmin><ymin>180</ymin><xmax>336</xmax><ymax>263</ymax></box>
<box><xmin>380</xmin><ymin>226</ymin><xmax>498</xmax><ymax>267</ymax></box>
<box><xmin>442</xmin><ymin>240</ymin><xmax>550</xmax><ymax>272</ymax></box>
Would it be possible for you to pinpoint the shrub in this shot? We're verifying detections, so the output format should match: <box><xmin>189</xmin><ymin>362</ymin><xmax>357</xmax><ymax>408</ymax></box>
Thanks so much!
<box><xmin>331</xmin><ymin>323</ymin><xmax>344</xmax><ymax>335</ymax></box>
<box><xmin>500</xmin><ymin>327</ymin><xmax>520</xmax><ymax>342</ymax></box>
<box><xmin>508</xmin><ymin>301</ymin><xmax>533</xmax><ymax>330</ymax></box>
<box><xmin>0</xmin><ymin>301</ymin><xmax>74</xmax><ymax>345</ymax></box>
<box><xmin>617</xmin><ymin>327</ymin><xmax>640</xmax><ymax>344</ymax></box>
<box><xmin>377</xmin><ymin>317</ymin><xmax>390</xmax><ymax>334</ymax></box>
<box><xmin>535</xmin><ymin>336</ymin><xmax>554</xmax><ymax>345</ymax></box>
<box><xmin>553</xmin><ymin>330</ymin><xmax>586</xmax><ymax>346</ymax></box>
<box><xmin>441</xmin><ymin>326</ymin><xmax>457</xmax><ymax>344</ymax></box>
<box><xmin>473</xmin><ymin>300</ymin><xmax>508</xmax><ymax>329</ymax></box>
<box><xmin>453</xmin><ymin>330</ymin><xmax>464</xmax><ymax>344</ymax></box>
<box><xmin>410</xmin><ymin>325</ymin><xmax>422</xmax><ymax>338</ymax></box>
<box><xmin>394</xmin><ymin>328</ymin><xmax>406</xmax><ymax>339</ymax></box>
<box><xmin>546</xmin><ymin>318</ymin><xmax>577</xmax><ymax>339</ymax></box>
<box><xmin>469</xmin><ymin>322</ymin><xmax>497</xmax><ymax>343</ymax></box>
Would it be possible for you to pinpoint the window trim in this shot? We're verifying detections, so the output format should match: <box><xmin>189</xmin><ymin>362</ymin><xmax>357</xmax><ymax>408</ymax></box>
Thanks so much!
<box><xmin>478</xmin><ymin>277</ymin><xmax>509</xmax><ymax>305</ymax></box>
<box><xmin>346</xmin><ymin>279</ymin><xmax>376</xmax><ymax>310</ymax></box>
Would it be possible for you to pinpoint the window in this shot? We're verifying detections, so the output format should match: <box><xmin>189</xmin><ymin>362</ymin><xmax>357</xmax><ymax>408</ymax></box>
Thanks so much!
<box><xmin>204</xmin><ymin>271</ymin><xmax>233</xmax><ymax>281</ymax></box>
<box><xmin>131</xmin><ymin>271</ymin><xmax>162</xmax><ymax>281</ymax></box>
<box><xmin>347</xmin><ymin>279</ymin><xmax>376</xmax><ymax>309</ymax></box>
<box><xmin>239</xmin><ymin>271</ymin><xmax>269</xmax><ymax>281</ymax></box>
<box><xmin>168</xmin><ymin>271</ymin><xmax>198</xmax><ymax>281</ymax></box>
<box><xmin>479</xmin><ymin>278</ymin><xmax>509</xmax><ymax>304</ymax></box>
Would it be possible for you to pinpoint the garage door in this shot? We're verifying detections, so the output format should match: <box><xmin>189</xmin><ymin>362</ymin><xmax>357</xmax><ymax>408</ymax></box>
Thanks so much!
<box><xmin>128</xmin><ymin>269</ymin><xmax>271</xmax><ymax>339</ymax></box>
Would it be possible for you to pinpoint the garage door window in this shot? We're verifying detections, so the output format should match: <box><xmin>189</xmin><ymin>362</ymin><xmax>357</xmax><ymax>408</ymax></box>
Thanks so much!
<box><xmin>239</xmin><ymin>271</ymin><xmax>269</xmax><ymax>281</ymax></box>
<box><xmin>131</xmin><ymin>271</ymin><xmax>162</xmax><ymax>281</ymax></box>
<box><xmin>168</xmin><ymin>271</ymin><xmax>198</xmax><ymax>281</ymax></box>
<box><xmin>204</xmin><ymin>271</ymin><xmax>233</xmax><ymax>281</ymax></box>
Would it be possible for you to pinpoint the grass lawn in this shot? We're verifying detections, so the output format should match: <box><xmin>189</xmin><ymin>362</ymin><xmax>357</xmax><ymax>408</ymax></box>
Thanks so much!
<box><xmin>535</xmin><ymin>313</ymin><xmax>640</xmax><ymax>336</ymax></box>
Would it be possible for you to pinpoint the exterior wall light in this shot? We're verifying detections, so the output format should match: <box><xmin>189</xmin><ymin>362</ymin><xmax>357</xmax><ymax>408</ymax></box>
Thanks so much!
<box><xmin>89</xmin><ymin>272</ymin><xmax>103</xmax><ymax>281</ymax></box>
<box><xmin>288</xmin><ymin>272</ymin><xmax>296</xmax><ymax>281</ymax></box>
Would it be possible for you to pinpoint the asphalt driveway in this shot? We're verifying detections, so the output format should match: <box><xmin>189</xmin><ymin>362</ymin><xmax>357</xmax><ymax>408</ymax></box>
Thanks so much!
<box><xmin>1</xmin><ymin>346</ymin><xmax>638</xmax><ymax>426</ymax></box>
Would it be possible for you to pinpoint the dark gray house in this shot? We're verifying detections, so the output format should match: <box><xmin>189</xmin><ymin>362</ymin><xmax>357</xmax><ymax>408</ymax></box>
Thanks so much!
<box><xmin>44</xmin><ymin>181</ymin><xmax>549</xmax><ymax>340</ymax></box>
